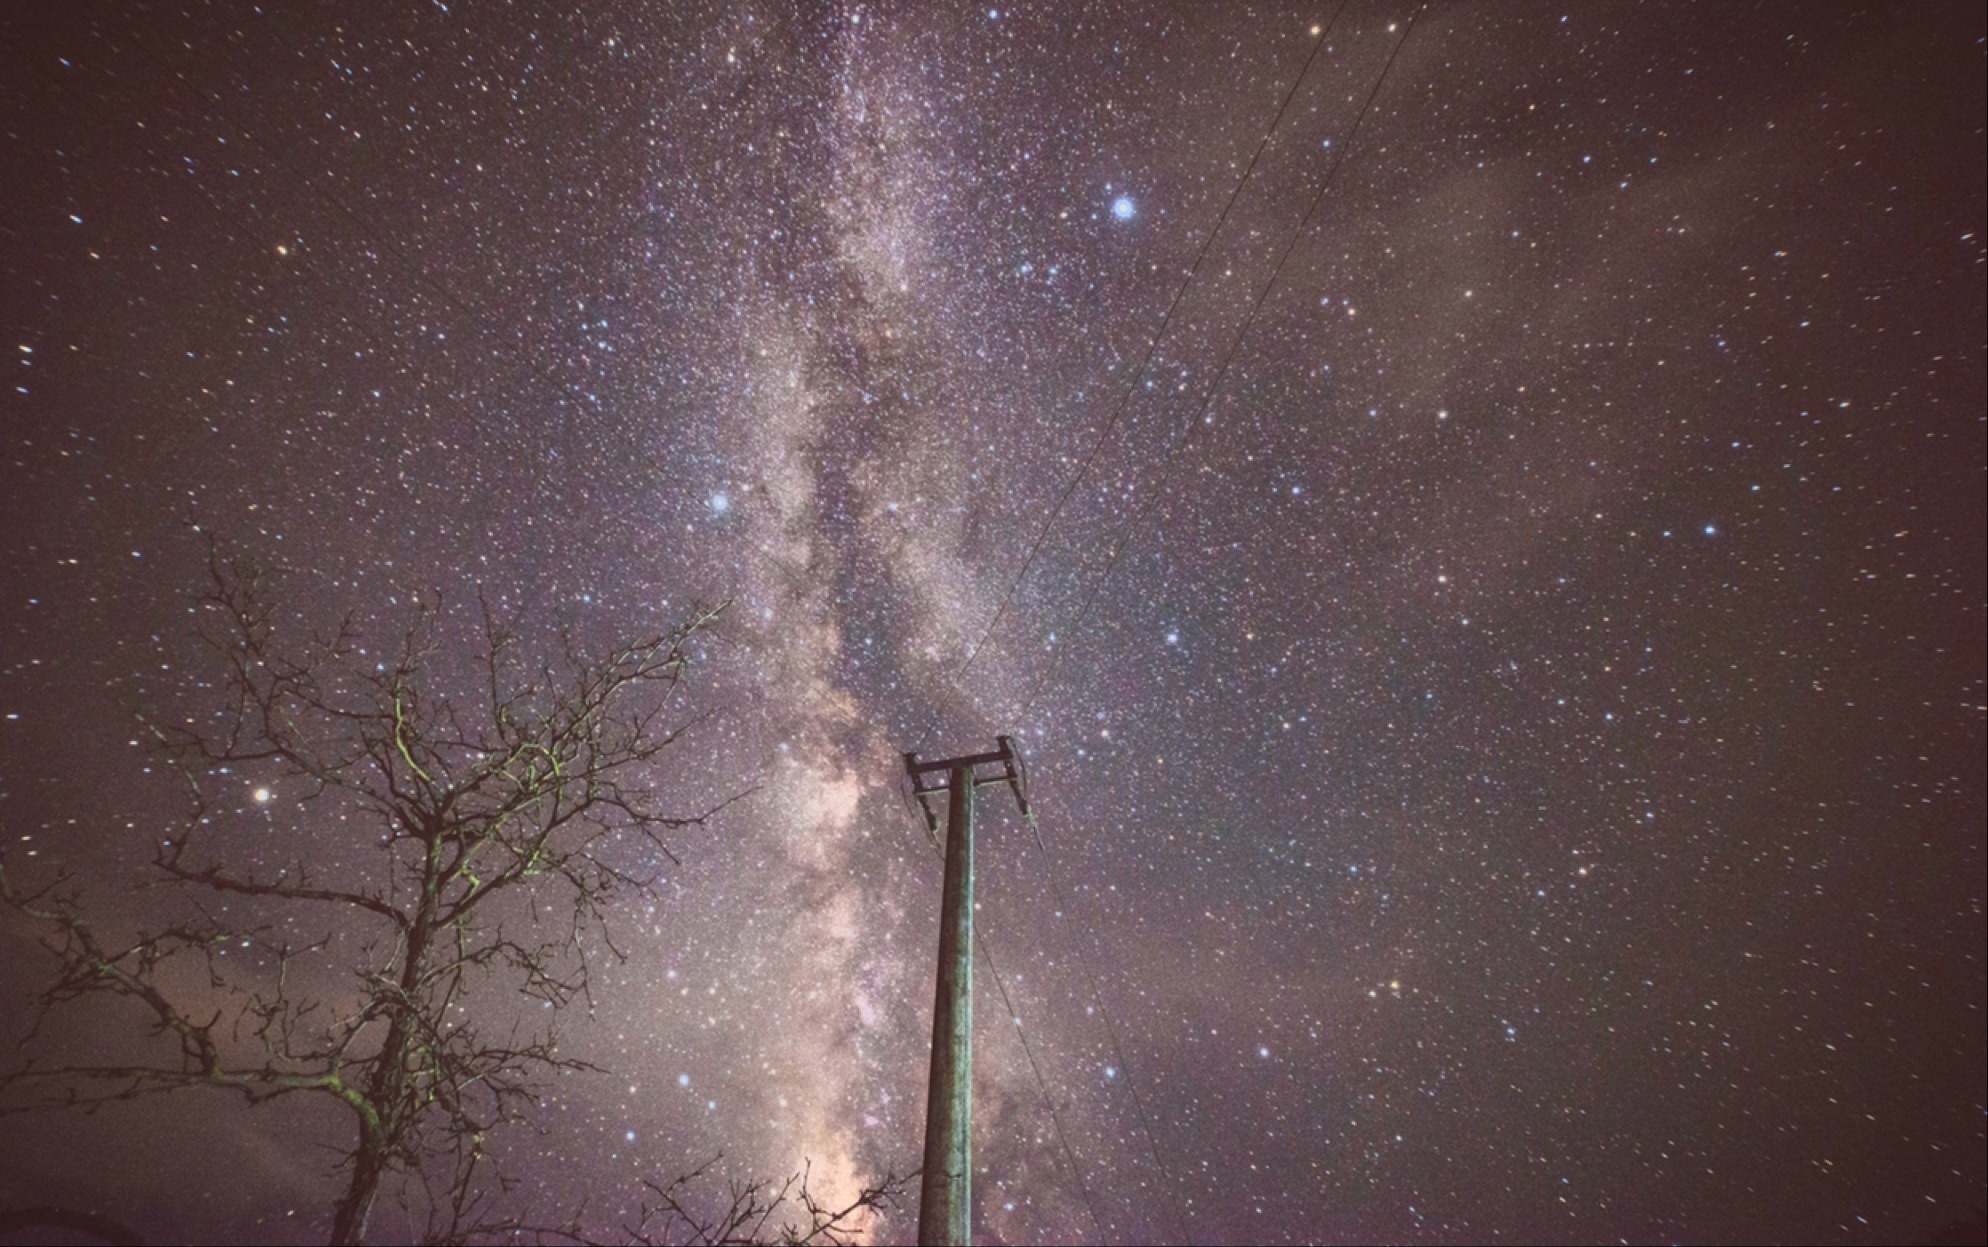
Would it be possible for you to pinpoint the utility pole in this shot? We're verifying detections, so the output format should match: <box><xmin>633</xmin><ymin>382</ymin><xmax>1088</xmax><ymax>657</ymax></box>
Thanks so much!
<box><xmin>903</xmin><ymin>737</ymin><xmax>1029</xmax><ymax>1247</ymax></box>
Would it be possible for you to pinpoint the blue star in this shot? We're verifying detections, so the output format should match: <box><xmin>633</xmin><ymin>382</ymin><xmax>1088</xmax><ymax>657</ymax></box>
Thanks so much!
<box><xmin>1111</xmin><ymin>195</ymin><xmax>1136</xmax><ymax>221</ymax></box>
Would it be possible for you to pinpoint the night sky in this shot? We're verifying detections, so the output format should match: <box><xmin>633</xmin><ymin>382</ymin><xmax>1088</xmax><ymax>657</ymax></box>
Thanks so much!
<box><xmin>2</xmin><ymin>3</ymin><xmax>1984</xmax><ymax>1244</ymax></box>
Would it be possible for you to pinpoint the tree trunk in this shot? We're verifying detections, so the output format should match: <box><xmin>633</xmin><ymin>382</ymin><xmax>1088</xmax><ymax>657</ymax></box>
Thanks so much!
<box><xmin>329</xmin><ymin>885</ymin><xmax>436</xmax><ymax>1245</ymax></box>
<box><xmin>327</xmin><ymin>1131</ymin><xmax>389</xmax><ymax>1247</ymax></box>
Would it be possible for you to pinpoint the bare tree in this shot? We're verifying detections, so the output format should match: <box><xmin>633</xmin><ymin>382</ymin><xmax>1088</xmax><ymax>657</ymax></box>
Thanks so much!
<box><xmin>436</xmin><ymin>1156</ymin><xmax>912</xmax><ymax>1247</ymax></box>
<box><xmin>622</xmin><ymin>1158</ymin><xmax>908</xmax><ymax>1247</ymax></box>
<box><xmin>0</xmin><ymin>534</ymin><xmax>787</xmax><ymax>1244</ymax></box>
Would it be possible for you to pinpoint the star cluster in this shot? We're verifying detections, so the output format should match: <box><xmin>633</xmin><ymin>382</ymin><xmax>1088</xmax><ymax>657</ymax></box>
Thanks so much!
<box><xmin>1</xmin><ymin>4</ymin><xmax>1982</xmax><ymax>1244</ymax></box>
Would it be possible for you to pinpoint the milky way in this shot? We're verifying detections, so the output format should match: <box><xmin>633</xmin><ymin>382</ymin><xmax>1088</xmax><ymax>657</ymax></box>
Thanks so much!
<box><xmin>2</xmin><ymin>4</ymin><xmax>1983</xmax><ymax>1244</ymax></box>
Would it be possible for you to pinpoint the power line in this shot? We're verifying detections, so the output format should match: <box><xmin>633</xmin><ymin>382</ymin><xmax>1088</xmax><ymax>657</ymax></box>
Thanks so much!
<box><xmin>991</xmin><ymin>11</ymin><xmax>1431</xmax><ymax>1243</ymax></box>
<box><xmin>955</xmin><ymin>4</ymin><xmax>1352</xmax><ymax>684</ymax></box>
<box><xmin>974</xmin><ymin>927</ymin><xmax>1111</xmax><ymax>1246</ymax></box>
<box><xmin>1010</xmin><ymin>4</ymin><xmax>1428</xmax><ymax>730</ymax></box>
<box><xmin>1021</xmin><ymin>803</ymin><xmax>1195</xmax><ymax>1246</ymax></box>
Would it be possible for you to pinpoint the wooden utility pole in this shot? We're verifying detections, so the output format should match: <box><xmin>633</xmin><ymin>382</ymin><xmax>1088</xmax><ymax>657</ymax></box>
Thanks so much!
<box><xmin>903</xmin><ymin>737</ymin><xmax>1029</xmax><ymax>1247</ymax></box>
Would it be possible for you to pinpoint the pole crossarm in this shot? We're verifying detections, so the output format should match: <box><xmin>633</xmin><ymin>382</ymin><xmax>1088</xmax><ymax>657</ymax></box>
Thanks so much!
<box><xmin>903</xmin><ymin>736</ymin><xmax>1030</xmax><ymax>837</ymax></box>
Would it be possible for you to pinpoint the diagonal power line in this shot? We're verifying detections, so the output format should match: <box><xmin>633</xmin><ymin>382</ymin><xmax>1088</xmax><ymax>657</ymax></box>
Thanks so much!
<box><xmin>994</xmin><ymin>10</ymin><xmax>1431</xmax><ymax>1244</ymax></box>
<box><xmin>1022</xmin><ymin>802</ymin><xmax>1195</xmax><ymax>1246</ymax></box>
<box><xmin>1010</xmin><ymin>4</ymin><xmax>1429</xmax><ymax>730</ymax></box>
<box><xmin>955</xmin><ymin>4</ymin><xmax>1352</xmax><ymax>684</ymax></box>
<box><xmin>975</xmin><ymin>926</ymin><xmax>1111</xmax><ymax>1246</ymax></box>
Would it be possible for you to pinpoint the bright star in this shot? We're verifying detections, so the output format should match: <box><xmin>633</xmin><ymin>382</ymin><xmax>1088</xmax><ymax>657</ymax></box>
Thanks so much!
<box><xmin>1111</xmin><ymin>196</ymin><xmax>1135</xmax><ymax>221</ymax></box>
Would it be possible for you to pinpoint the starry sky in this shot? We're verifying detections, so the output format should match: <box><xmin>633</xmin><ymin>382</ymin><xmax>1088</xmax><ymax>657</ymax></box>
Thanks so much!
<box><xmin>2</xmin><ymin>3</ymin><xmax>1983</xmax><ymax>1244</ymax></box>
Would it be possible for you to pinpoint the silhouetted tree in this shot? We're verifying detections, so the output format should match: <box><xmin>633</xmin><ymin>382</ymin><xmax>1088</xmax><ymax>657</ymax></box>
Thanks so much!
<box><xmin>0</xmin><ymin>535</ymin><xmax>898</xmax><ymax>1244</ymax></box>
<box><xmin>442</xmin><ymin>1155</ymin><xmax>910</xmax><ymax>1247</ymax></box>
